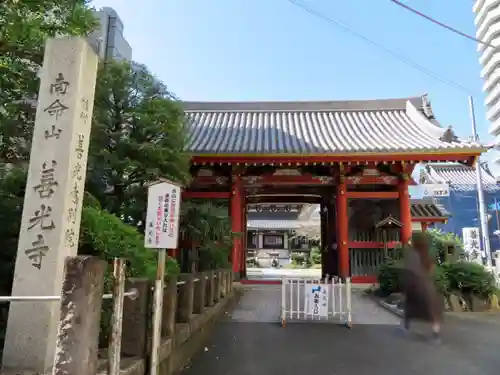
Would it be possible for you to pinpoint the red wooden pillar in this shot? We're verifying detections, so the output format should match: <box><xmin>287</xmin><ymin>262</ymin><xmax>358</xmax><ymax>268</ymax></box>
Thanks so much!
<box><xmin>336</xmin><ymin>178</ymin><xmax>349</xmax><ymax>278</ymax></box>
<box><xmin>421</xmin><ymin>222</ymin><xmax>428</xmax><ymax>232</ymax></box>
<box><xmin>240</xmin><ymin>200</ymin><xmax>247</xmax><ymax>277</ymax></box>
<box><xmin>231</xmin><ymin>172</ymin><xmax>243</xmax><ymax>276</ymax></box>
<box><xmin>320</xmin><ymin>200</ymin><xmax>327</xmax><ymax>277</ymax></box>
<box><xmin>398</xmin><ymin>175</ymin><xmax>412</xmax><ymax>244</ymax></box>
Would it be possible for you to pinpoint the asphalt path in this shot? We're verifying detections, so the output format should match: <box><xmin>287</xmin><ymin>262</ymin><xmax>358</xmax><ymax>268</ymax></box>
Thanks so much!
<box><xmin>182</xmin><ymin>286</ymin><xmax>500</xmax><ymax>375</ymax></box>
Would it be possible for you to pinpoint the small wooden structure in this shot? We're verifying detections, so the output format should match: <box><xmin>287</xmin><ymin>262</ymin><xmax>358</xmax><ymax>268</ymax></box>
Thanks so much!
<box><xmin>375</xmin><ymin>215</ymin><xmax>404</xmax><ymax>261</ymax></box>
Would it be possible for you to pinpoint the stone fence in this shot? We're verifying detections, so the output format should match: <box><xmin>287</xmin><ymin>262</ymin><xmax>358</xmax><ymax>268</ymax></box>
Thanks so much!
<box><xmin>1</xmin><ymin>256</ymin><xmax>237</xmax><ymax>375</ymax></box>
<box><xmin>103</xmin><ymin>267</ymin><xmax>236</xmax><ymax>375</ymax></box>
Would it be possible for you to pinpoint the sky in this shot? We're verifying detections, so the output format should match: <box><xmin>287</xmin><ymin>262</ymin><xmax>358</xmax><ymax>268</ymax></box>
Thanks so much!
<box><xmin>89</xmin><ymin>0</ymin><xmax>495</xmax><ymax>168</ymax></box>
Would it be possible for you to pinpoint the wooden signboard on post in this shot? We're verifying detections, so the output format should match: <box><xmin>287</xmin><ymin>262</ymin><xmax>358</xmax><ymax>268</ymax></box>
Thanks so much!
<box><xmin>145</xmin><ymin>180</ymin><xmax>182</xmax><ymax>250</ymax></box>
<box><xmin>144</xmin><ymin>179</ymin><xmax>182</xmax><ymax>375</ymax></box>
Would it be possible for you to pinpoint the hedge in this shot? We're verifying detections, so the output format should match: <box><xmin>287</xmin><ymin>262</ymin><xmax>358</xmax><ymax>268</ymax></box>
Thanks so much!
<box><xmin>377</xmin><ymin>230</ymin><xmax>497</xmax><ymax>301</ymax></box>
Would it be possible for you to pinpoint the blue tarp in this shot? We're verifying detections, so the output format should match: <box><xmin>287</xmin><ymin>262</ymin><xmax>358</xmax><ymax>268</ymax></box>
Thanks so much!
<box><xmin>433</xmin><ymin>188</ymin><xmax>500</xmax><ymax>253</ymax></box>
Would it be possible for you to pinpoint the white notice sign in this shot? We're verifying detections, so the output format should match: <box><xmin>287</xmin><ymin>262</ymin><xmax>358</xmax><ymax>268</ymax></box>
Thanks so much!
<box><xmin>462</xmin><ymin>227</ymin><xmax>482</xmax><ymax>263</ymax></box>
<box><xmin>421</xmin><ymin>183</ymin><xmax>450</xmax><ymax>198</ymax></box>
<box><xmin>305</xmin><ymin>284</ymin><xmax>329</xmax><ymax>317</ymax></box>
<box><xmin>145</xmin><ymin>181</ymin><xmax>182</xmax><ymax>249</ymax></box>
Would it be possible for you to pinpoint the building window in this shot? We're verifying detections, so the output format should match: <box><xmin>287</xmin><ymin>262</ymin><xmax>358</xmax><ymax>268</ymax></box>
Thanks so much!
<box><xmin>263</xmin><ymin>234</ymin><xmax>284</xmax><ymax>249</ymax></box>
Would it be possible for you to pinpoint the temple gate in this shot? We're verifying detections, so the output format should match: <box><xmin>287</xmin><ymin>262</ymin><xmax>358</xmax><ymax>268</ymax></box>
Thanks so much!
<box><xmin>179</xmin><ymin>96</ymin><xmax>484</xmax><ymax>282</ymax></box>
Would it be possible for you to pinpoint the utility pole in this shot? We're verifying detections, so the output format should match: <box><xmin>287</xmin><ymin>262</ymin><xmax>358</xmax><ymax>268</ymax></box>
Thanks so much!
<box><xmin>469</xmin><ymin>96</ymin><xmax>493</xmax><ymax>268</ymax></box>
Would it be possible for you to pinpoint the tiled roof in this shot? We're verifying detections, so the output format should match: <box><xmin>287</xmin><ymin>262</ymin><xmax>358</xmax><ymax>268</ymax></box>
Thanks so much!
<box><xmin>247</xmin><ymin>220</ymin><xmax>301</xmax><ymax>230</ymax></box>
<box><xmin>421</xmin><ymin>162</ymin><xmax>500</xmax><ymax>192</ymax></box>
<box><xmin>410</xmin><ymin>199</ymin><xmax>450</xmax><ymax>219</ymax></box>
<box><xmin>247</xmin><ymin>201</ymin><xmax>448</xmax><ymax>229</ymax></box>
<box><xmin>183</xmin><ymin>96</ymin><xmax>481</xmax><ymax>155</ymax></box>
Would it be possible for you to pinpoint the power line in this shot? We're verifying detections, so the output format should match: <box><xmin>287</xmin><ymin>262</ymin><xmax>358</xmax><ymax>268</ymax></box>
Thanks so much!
<box><xmin>389</xmin><ymin>0</ymin><xmax>497</xmax><ymax>50</ymax></box>
<box><xmin>284</xmin><ymin>0</ymin><xmax>477</xmax><ymax>95</ymax></box>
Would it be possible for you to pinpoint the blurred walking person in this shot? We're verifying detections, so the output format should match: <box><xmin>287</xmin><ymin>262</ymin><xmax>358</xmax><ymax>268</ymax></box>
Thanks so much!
<box><xmin>401</xmin><ymin>232</ymin><xmax>443</xmax><ymax>343</ymax></box>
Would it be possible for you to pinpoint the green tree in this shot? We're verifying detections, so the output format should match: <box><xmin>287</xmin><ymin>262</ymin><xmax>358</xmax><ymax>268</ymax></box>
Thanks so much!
<box><xmin>86</xmin><ymin>60</ymin><xmax>191</xmax><ymax>230</ymax></box>
<box><xmin>179</xmin><ymin>201</ymin><xmax>233</xmax><ymax>272</ymax></box>
<box><xmin>0</xmin><ymin>0</ymin><xmax>97</xmax><ymax>164</ymax></box>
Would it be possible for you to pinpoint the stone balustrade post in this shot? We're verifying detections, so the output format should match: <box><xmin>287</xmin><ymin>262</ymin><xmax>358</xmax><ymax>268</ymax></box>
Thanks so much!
<box><xmin>205</xmin><ymin>271</ymin><xmax>215</xmax><ymax>307</ymax></box>
<box><xmin>220</xmin><ymin>269</ymin><xmax>227</xmax><ymax>298</ymax></box>
<box><xmin>162</xmin><ymin>275</ymin><xmax>178</xmax><ymax>338</ymax></box>
<box><xmin>177</xmin><ymin>274</ymin><xmax>195</xmax><ymax>323</ymax></box>
<box><xmin>225</xmin><ymin>270</ymin><xmax>231</xmax><ymax>294</ymax></box>
<box><xmin>193</xmin><ymin>273</ymin><xmax>206</xmax><ymax>314</ymax></box>
<box><xmin>229</xmin><ymin>270</ymin><xmax>234</xmax><ymax>292</ymax></box>
<box><xmin>213</xmin><ymin>271</ymin><xmax>221</xmax><ymax>303</ymax></box>
<box><xmin>121</xmin><ymin>278</ymin><xmax>152</xmax><ymax>358</ymax></box>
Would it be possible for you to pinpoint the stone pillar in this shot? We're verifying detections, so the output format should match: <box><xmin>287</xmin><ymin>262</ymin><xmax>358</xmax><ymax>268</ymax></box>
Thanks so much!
<box><xmin>337</xmin><ymin>177</ymin><xmax>349</xmax><ymax>278</ymax></box>
<box><xmin>398</xmin><ymin>175</ymin><xmax>412</xmax><ymax>245</ymax></box>
<box><xmin>162</xmin><ymin>276</ymin><xmax>178</xmax><ymax>338</ymax></box>
<box><xmin>121</xmin><ymin>279</ymin><xmax>151</xmax><ymax>357</ymax></box>
<box><xmin>193</xmin><ymin>273</ymin><xmax>206</xmax><ymax>314</ymax></box>
<box><xmin>2</xmin><ymin>37</ymin><xmax>98</xmax><ymax>372</ymax></box>
<box><xmin>52</xmin><ymin>256</ymin><xmax>106</xmax><ymax>375</ymax></box>
<box><xmin>204</xmin><ymin>271</ymin><xmax>215</xmax><ymax>307</ymax></box>
<box><xmin>177</xmin><ymin>274</ymin><xmax>195</xmax><ymax>323</ymax></box>
<box><xmin>213</xmin><ymin>271</ymin><xmax>221</xmax><ymax>303</ymax></box>
<box><xmin>230</xmin><ymin>170</ymin><xmax>243</xmax><ymax>277</ymax></box>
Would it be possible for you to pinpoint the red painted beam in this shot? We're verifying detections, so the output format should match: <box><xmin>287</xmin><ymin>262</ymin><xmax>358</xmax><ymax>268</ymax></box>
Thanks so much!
<box><xmin>244</xmin><ymin>174</ymin><xmax>333</xmax><ymax>185</ymax></box>
<box><xmin>182</xmin><ymin>191</ymin><xmax>230</xmax><ymax>199</ymax></box>
<box><xmin>191</xmin><ymin>152</ymin><xmax>479</xmax><ymax>165</ymax></box>
<box><xmin>246</xmin><ymin>196</ymin><xmax>321</xmax><ymax>204</ymax></box>
<box><xmin>346</xmin><ymin>176</ymin><xmax>398</xmax><ymax>185</ymax></box>
<box><xmin>345</xmin><ymin>191</ymin><xmax>399</xmax><ymax>199</ymax></box>
<box><xmin>351</xmin><ymin>276</ymin><xmax>378</xmax><ymax>284</ymax></box>
<box><xmin>348</xmin><ymin>241</ymin><xmax>401</xmax><ymax>249</ymax></box>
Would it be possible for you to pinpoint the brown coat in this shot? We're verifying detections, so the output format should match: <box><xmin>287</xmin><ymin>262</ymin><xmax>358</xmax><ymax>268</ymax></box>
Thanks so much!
<box><xmin>403</xmin><ymin>247</ymin><xmax>443</xmax><ymax>322</ymax></box>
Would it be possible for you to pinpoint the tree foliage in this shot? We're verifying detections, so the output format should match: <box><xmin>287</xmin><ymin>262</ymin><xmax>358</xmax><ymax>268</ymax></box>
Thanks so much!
<box><xmin>179</xmin><ymin>201</ymin><xmax>233</xmax><ymax>271</ymax></box>
<box><xmin>377</xmin><ymin>230</ymin><xmax>496</xmax><ymax>299</ymax></box>
<box><xmin>0</xmin><ymin>0</ymin><xmax>97</xmax><ymax>164</ymax></box>
<box><xmin>86</xmin><ymin>60</ymin><xmax>191</xmax><ymax>229</ymax></box>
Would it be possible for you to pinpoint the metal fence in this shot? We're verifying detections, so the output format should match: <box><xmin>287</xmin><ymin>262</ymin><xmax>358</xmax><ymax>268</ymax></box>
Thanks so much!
<box><xmin>281</xmin><ymin>276</ymin><xmax>352</xmax><ymax>328</ymax></box>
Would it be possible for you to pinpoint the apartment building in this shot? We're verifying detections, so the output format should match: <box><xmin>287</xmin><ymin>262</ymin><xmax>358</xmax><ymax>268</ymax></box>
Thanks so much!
<box><xmin>474</xmin><ymin>0</ymin><xmax>500</xmax><ymax>136</ymax></box>
<box><xmin>91</xmin><ymin>6</ymin><xmax>132</xmax><ymax>61</ymax></box>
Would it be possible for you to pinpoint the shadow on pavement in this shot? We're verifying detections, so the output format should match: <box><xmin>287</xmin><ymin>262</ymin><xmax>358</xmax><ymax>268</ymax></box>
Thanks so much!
<box><xmin>181</xmin><ymin>320</ymin><xmax>500</xmax><ymax>375</ymax></box>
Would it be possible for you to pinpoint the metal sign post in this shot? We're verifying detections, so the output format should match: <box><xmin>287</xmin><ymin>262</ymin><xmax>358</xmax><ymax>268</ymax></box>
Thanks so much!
<box><xmin>469</xmin><ymin>96</ymin><xmax>492</xmax><ymax>268</ymax></box>
<box><xmin>144</xmin><ymin>180</ymin><xmax>182</xmax><ymax>375</ymax></box>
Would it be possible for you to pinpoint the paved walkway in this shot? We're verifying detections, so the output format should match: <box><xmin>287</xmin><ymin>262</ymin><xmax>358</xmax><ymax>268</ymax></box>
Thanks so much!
<box><xmin>182</xmin><ymin>286</ymin><xmax>500</xmax><ymax>375</ymax></box>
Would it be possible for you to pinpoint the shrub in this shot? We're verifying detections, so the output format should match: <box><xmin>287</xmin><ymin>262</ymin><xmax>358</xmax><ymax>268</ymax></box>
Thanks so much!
<box><xmin>310</xmin><ymin>247</ymin><xmax>321</xmax><ymax>265</ymax></box>
<box><xmin>79</xmin><ymin>205</ymin><xmax>179</xmax><ymax>278</ymax></box>
<box><xmin>433</xmin><ymin>264</ymin><xmax>450</xmax><ymax>296</ymax></box>
<box><xmin>440</xmin><ymin>261</ymin><xmax>496</xmax><ymax>300</ymax></box>
<box><xmin>79</xmin><ymin>205</ymin><xmax>179</xmax><ymax>348</ymax></box>
<box><xmin>291</xmin><ymin>253</ymin><xmax>306</xmax><ymax>266</ymax></box>
<box><xmin>377</xmin><ymin>260</ymin><xmax>404</xmax><ymax>296</ymax></box>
